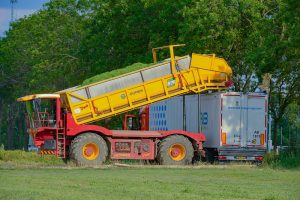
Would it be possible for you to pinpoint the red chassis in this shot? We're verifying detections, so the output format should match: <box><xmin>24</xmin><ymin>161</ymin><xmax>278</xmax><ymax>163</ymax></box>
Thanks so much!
<box><xmin>27</xmin><ymin>98</ymin><xmax>206</xmax><ymax>161</ymax></box>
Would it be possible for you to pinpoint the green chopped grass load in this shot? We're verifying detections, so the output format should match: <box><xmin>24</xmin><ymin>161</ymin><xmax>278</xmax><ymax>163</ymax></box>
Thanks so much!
<box><xmin>81</xmin><ymin>62</ymin><xmax>151</xmax><ymax>86</ymax></box>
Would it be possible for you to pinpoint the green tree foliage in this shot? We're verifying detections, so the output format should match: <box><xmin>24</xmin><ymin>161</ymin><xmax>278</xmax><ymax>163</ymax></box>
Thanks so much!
<box><xmin>0</xmin><ymin>0</ymin><xmax>299</xmax><ymax>149</ymax></box>
<box><xmin>81</xmin><ymin>0</ymin><xmax>189</xmax><ymax>76</ymax></box>
<box><xmin>0</xmin><ymin>0</ymin><xmax>87</xmax><ymax>149</ymax></box>
<box><xmin>252</xmin><ymin>0</ymin><xmax>300</xmax><ymax>147</ymax></box>
<box><xmin>179</xmin><ymin>0</ymin><xmax>268</xmax><ymax>92</ymax></box>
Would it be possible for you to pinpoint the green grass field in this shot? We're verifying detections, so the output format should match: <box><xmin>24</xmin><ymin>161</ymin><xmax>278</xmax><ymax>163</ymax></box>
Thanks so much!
<box><xmin>0</xmin><ymin>166</ymin><xmax>299</xmax><ymax>200</ymax></box>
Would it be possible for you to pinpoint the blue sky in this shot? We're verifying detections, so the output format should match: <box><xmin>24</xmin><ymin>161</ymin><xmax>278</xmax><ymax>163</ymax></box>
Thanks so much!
<box><xmin>0</xmin><ymin>0</ymin><xmax>50</xmax><ymax>36</ymax></box>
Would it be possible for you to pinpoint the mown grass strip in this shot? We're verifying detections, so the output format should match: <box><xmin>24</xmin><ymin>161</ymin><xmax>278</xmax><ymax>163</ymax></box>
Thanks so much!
<box><xmin>0</xmin><ymin>167</ymin><xmax>299</xmax><ymax>200</ymax></box>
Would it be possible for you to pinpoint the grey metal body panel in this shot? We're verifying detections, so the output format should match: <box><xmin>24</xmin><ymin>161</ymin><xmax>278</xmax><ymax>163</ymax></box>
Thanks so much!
<box><xmin>176</xmin><ymin>57</ymin><xmax>191</xmax><ymax>71</ymax></box>
<box><xmin>221</xmin><ymin>94</ymin><xmax>242</xmax><ymax>146</ymax></box>
<box><xmin>149</xmin><ymin>96</ymin><xmax>183</xmax><ymax>131</ymax></box>
<box><xmin>200</xmin><ymin>94</ymin><xmax>221</xmax><ymax>148</ymax></box>
<box><xmin>218</xmin><ymin>147</ymin><xmax>266</xmax><ymax>157</ymax></box>
<box><xmin>245</xmin><ymin>95</ymin><xmax>267</xmax><ymax>146</ymax></box>
<box><xmin>148</xmin><ymin>92</ymin><xmax>268</xmax><ymax>159</ymax></box>
<box><xmin>218</xmin><ymin>146</ymin><xmax>266</xmax><ymax>161</ymax></box>
<box><xmin>149</xmin><ymin>93</ymin><xmax>203</xmax><ymax>132</ymax></box>
<box><xmin>142</xmin><ymin>63</ymin><xmax>171</xmax><ymax>81</ymax></box>
<box><xmin>201</xmin><ymin>92</ymin><xmax>267</xmax><ymax>149</ymax></box>
<box><xmin>185</xmin><ymin>95</ymin><xmax>201</xmax><ymax>133</ymax></box>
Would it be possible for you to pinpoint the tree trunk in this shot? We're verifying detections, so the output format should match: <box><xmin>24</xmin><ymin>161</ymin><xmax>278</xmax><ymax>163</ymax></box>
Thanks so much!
<box><xmin>22</xmin><ymin>111</ymin><xmax>28</xmax><ymax>150</ymax></box>
<box><xmin>7</xmin><ymin>104</ymin><xmax>13</xmax><ymax>149</ymax></box>
<box><xmin>17</xmin><ymin>105</ymin><xmax>28</xmax><ymax>150</ymax></box>
<box><xmin>0</xmin><ymin>98</ymin><xmax>3</xmax><ymax>145</ymax></box>
<box><xmin>273</xmin><ymin>119</ymin><xmax>278</xmax><ymax>149</ymax></box>
<box><xmin>6</xmin><ymin>103</ymin><xmax>18</xmax><ymax>150</ymax></box>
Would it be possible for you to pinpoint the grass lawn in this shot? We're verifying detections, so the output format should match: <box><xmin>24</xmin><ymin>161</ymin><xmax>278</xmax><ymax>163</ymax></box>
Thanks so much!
<box><xmin>0</xmin><ymin>166</ymin><xmax>299</xmax><ymax>200</ymax></box>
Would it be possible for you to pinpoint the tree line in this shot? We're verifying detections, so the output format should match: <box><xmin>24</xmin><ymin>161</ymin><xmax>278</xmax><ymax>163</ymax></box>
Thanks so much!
<box><xmin>0</xmin><ymin>0</ymin><xmax>299</xmax><ymax>149</ymax></box>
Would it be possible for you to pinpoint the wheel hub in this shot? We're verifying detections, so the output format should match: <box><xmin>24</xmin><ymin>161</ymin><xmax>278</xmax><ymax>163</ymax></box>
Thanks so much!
<box><xmin>84</xmin><ymin>146</ymin><xmax>94</xmax><ymax>156</ymax></box>
<box><xmin>169</xmin><ymin>144</ymin><xmax>186</xmax><ymax>161</ymax></box>
<box><xmin>82</xmin><ymin>143</ymin><xmax>100</xmax><ymax>160</ymax></box>
<box><xmin>171</xmin><ymin>148</ymin><xmax>181</xmax><ymax>157</ymax></box>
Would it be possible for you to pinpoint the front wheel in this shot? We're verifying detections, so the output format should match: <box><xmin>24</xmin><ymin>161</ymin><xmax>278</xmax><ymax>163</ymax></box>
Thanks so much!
<box><xmin>157</xmin><ymin>135</ymin><xmax>194</xmax><ymax>165</ymax></box>
<box><xmin>70</xmin><ymin>132</ymin><xmax>108</xmax><ymax>166</ymax></box>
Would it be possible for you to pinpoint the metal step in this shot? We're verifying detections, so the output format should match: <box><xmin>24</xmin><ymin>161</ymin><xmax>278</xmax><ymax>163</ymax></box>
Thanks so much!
<box><xmin>56</xmin><ymin>130</ymin><xmax>66</xmax><ymax>158</ymax></box>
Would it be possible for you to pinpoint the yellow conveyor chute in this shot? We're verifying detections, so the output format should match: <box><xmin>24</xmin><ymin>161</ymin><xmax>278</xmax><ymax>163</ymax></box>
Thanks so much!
<box><xmin>57</xmin><ymin>45</ymin><xmax>232</xmax><ymax>124</ymax></box>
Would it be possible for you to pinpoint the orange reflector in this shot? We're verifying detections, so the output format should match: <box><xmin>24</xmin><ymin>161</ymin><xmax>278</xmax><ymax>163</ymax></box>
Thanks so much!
<box><xmin>221</xmin><ymin>132</ymin><xmax>227</xmax><ymax>144</ymax></box>
<box><xmin>260</xmin><ymin>133</ymin><xmax>265</xmax><ymax>145</ymax></box>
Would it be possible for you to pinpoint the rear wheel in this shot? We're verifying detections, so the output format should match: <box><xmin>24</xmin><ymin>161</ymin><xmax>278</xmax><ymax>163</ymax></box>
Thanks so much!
<box><xmin>157</xmin><ymin>135</ymin><xmax>194</xmax><ymax>165</ymax></box>
<box><xmin>70</xmin><ymin>132</ymin><xmax>108</xmax><ymax>166</ymax></box>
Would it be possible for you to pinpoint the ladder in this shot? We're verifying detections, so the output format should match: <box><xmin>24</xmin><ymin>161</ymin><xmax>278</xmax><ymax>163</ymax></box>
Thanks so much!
<box><xmin>56</xmin><ymin>128</ymin><xmax>66</xmax><ymax>158</ymax></box>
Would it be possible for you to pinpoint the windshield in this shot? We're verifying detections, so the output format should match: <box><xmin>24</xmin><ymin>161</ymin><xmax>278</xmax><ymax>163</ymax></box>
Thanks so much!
<box><xmin>25</xmin><ymin>99</ymin><xmax>57</xmax><ymax>128</ymax></box>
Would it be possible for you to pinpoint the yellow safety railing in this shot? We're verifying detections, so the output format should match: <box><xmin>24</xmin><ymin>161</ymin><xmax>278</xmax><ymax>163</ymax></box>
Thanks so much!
<box><xmin>152</xmin><ymin>44</ymin><xmax>186</xmax><ymax>75</ymax></box>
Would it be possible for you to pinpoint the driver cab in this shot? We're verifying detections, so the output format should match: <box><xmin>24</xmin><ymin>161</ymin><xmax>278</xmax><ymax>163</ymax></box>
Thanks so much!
<box><xmin>17</xmin><ymin>94</ymin><xmax>60</xmax><ymax>128</ymax></box>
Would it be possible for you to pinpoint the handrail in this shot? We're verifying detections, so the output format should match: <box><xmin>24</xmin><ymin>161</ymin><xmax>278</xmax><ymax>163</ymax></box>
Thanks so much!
<box><xmin>152</xmin><ymin>44</ymin><xmax>186</xmax><ymax>75</ymax></box>
<box><xmin>26</xmin><ymin>112</ymin><xmax>52</xmax><ymax>128</ymax></box>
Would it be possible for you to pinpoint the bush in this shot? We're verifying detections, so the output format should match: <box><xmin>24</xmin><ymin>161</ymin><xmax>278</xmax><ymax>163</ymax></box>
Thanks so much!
<box><xmin>263</xmin><ymin>148</ymin><xmax>300</xmax><ymax>169</ymax></box>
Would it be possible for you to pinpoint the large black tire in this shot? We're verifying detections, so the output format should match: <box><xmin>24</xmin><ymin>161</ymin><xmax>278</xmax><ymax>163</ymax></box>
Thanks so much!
<box><xmin>157</xmin><ymin>135</ymin><xmax>194</xmax><ymax>165</ymax></box>
<box><xmin>70</xmin><ymin>132</ymin><xmax>108</xmax><ymax>166</ymax></box>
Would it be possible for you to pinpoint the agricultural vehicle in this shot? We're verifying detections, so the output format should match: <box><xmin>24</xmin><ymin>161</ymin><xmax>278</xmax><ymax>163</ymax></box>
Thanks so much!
<box><xmin>18</xmin><ymin>45</ymin><xmax>233</xmax><ymax>165</ymax></box>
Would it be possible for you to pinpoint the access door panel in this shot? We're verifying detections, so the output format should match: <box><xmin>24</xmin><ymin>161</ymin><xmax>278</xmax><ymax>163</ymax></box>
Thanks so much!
<box><xmin>222</xmin><ymin>95</ymin><xmax>242</xmax><ymax>146</ymax></box>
